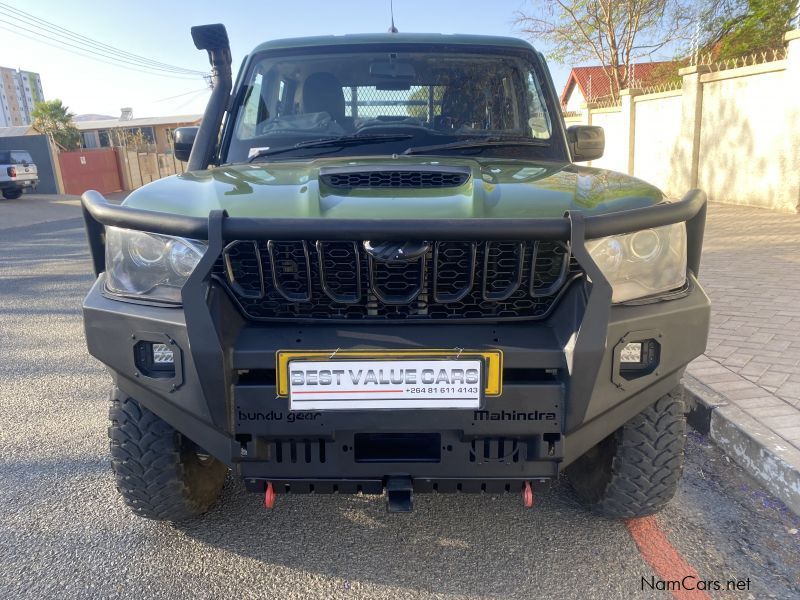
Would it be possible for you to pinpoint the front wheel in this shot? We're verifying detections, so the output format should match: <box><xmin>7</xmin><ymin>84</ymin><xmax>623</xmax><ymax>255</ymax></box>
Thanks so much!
<box><xmin>566</xmin><ymin>386</ymin><xmax>686</xmax><ymax>518</ymax></box>
<box><xmin>2</xmin><ymin>188</ymin><xmax>23</xmax><ymax>199</ymax></box>
<box><xmin>108</xmin><ymin>391</ymin><xmax>227</xmax><ymax>521</ymax></box>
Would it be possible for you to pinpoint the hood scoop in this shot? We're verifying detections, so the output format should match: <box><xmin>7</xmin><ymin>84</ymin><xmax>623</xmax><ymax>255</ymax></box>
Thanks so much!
<box><xmin>319</xmin><ymin>165</ymin><xmax>470</xmax><ymax>190</ymax></box>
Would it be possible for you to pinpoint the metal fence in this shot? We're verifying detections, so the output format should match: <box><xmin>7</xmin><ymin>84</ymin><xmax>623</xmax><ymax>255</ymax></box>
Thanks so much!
<box><xmin>638</xmin><ymin>79</ymin><xmax>684</xmax><ymax>96</ymax></box>
<box><xmin>343</xmin><ymin>85</ymin><xmax>444</xmax><ymax>121</ymax></box>
<box><xmin>589</xmin><ymin>96</ymin><xmax>623</xmax><ymax>109</ymax></box>
<box><xmin>691</xmin><ymin>48</ymin><xmax>788</xmax><ymax>72</ymax></box>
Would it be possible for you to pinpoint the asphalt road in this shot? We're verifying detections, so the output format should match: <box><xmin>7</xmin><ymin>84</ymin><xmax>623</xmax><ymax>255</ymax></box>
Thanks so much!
<box><xmin>1</xmin><ymin>196</ymin><xmax>799</xmax><ymax>599</ymax></box>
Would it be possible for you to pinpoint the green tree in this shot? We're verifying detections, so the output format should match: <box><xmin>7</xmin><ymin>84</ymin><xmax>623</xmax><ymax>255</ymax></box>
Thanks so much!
<box><xmin>30</xmin><ymin>99</ymin><xmax>81</xmax><ymax>151</ymax></box>
<box><xmin>515</xmin><ymin>1</ymin><xmax>695</xmax><ymax>101</ymax></box>
<box><xmin>696</xmin><ymin>0</ymin><xmax>798</xmax><ymax>60</ymax></box>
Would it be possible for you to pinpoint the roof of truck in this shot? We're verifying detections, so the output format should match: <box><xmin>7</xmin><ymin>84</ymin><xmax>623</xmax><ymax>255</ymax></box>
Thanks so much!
<box><xmin>251</xmin><ymin>32</ymin><xmax>536</xmax><ymax>54</ymax></box>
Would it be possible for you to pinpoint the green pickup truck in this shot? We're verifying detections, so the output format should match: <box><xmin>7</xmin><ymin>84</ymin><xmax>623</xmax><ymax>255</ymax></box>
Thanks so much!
<box><xmin>81</xmin><ymin>24</ymin><xmax>710</xmax><ymax>520</ymax></box>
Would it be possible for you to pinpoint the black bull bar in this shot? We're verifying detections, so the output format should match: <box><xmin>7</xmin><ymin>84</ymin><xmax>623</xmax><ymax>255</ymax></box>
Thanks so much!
<box><xmin>81</xmin><ymin>188</ymin><xmax>706</xmax><ymax>275</ymax></box>
<box><xmin>80</xmin><ymin>189</ymin><xmax>708</xmax><ymax>467</ymax></box>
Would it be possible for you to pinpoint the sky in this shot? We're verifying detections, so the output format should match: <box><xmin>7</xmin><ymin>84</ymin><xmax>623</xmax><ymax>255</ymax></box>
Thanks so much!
<box><xmin>0</xmin><ymin>0</ymin><xmax>576</xmax><ymax>119</ymax></box>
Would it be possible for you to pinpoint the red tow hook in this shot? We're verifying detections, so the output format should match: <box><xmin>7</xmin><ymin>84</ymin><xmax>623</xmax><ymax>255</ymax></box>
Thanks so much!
<box><xmin>264</xmin><ymin>482</ymin><xmax>276</xmax><ymax>509</ymax></box>
<box><xmin>522</xmin><ymin>481</ymin><xmax>534</xmax><ymax>508</ymax></box>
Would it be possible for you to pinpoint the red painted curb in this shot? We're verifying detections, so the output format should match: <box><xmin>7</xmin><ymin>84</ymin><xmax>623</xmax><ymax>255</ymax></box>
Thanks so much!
<box><xmin>626</xmin><ymin>516</ymin><xmax>712</xmax><ymax>600</ymax></box>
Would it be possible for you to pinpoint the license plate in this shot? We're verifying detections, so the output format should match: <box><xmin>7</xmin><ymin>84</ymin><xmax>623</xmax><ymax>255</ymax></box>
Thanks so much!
<box><xmin>288</xmin><ymin>359</ymin><xmax>483</xmax><ymax>410</ymax></box>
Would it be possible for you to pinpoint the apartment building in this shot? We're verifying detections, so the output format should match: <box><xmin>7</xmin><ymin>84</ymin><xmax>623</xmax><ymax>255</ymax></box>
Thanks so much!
<box><xmin>0</xmin><ymin>67</ymin><xmax>45</xmax><ymax>127</ymax></box>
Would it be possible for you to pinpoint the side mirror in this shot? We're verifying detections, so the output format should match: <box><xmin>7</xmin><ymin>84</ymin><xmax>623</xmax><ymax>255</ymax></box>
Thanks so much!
<box><xmin>567</xmin><ymin>125</ymin><xmax>604</xmax><ymax>162</ymax></box>
<box><xmin>173</xmin><ymin>126</ymin><xmax>199</xmax><ymax>162</ymax></box>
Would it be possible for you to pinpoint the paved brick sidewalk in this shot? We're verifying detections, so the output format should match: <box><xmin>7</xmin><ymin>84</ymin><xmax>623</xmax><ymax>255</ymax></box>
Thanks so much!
<box><xmin>686</xmin><ymin>202</ymin><xmax>800</xmax><ymax>452</ymax></box>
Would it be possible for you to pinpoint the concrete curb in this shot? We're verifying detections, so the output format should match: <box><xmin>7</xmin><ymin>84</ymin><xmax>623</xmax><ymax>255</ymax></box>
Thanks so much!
<box><xmin>684</xmin><ymin>374</ymin><xmax>800</xmax><ymax>517</ymax></box>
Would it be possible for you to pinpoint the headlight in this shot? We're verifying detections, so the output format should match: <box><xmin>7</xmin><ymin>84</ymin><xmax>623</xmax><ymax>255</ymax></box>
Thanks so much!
<box><xmin>105</xmin><ymin>227</ymin><xmax>207</xmax><ymax>303</ymax></box>
<box><xmin>586</xmin><ymin>223</ymin><xmax>687</xmax><ymax>303</ymax></box>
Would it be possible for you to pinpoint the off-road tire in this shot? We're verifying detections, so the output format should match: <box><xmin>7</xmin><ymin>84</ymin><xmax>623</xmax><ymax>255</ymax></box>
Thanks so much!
<box><xmin>108</xmin><ymin>392</ymin><xmax>227</xmax><ymax>521</ymax></box>
<box><xmin>566</xmin><ymin>386</ymin><xmax>686</xmax><ymax>518</ymax></box>
<box><xmin>2</xmin><ymin>189</ymin><xmax>22</xmax><ymax>199</ymax></box>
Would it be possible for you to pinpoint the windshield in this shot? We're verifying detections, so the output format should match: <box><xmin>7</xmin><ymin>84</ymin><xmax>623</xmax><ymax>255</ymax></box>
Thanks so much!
<box><xmin>0</xmin><ymin>151</ymin><xmax>33</xmax><ymax>165</ymax></box>
<box><xmin>224</xmin><ymin>46</ymin><xmax>563</xmax><ymax>163</ymax></box>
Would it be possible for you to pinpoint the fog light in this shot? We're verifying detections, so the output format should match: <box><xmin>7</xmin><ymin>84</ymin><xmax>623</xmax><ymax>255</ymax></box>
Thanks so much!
<box><xmin>133</xmin><ymin>339</ymin><xmax>179</xmax><ymax>380</ymax></box>
<box><xmin>620</xmin><ymin>342</ymin><xmax>642</xmax><ymax>363</ymax></box>
<box><xmin>152</xmin><ymin>343</ymin><xmax>175</xmax><ymax>365</ymax></box>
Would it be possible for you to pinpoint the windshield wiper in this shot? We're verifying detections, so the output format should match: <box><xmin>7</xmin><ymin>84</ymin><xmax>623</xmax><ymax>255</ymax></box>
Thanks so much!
<box><xmin>248</xmin><ymin>133</ymin><xmax>415</xmax><ymax>161</ymax></box>
<box><xmin>402</xmin><ymin>137</ymin><xmax>550</xmax><ymax>155</ymax></box>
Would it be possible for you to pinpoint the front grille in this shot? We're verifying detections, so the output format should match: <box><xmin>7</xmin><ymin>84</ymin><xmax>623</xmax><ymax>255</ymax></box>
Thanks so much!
<box><xmin>469</xmin><ymin>438</ymin><xmax>521</xmax><ymax>464</ymax></box>
<box><xmin>319</xmin><ymin>168</ymin><xmax>469</xmax><ymax>189</ymax></box>
<box><xmin>213</xmin><ymin>239</ymin><xmax>580</xmax><ymax>322</ymax></box>
<box><xmin>265</xmin><ymin>439</ymin><xmax>327</xmax><ymax>464</ymax></box>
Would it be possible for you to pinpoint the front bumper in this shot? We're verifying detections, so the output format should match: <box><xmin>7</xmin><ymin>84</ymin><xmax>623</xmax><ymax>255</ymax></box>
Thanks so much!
<box><xmin>81</xmin><ymin>190</ymin><xmax>710</xmax><ymax>493</ymax></box>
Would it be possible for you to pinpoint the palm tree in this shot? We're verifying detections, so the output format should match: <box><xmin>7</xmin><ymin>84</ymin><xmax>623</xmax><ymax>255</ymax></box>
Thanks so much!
<box><xmin>30</xmin><ymin>99</ymin><xmax>81</xmax><ymax>151</ymax></box>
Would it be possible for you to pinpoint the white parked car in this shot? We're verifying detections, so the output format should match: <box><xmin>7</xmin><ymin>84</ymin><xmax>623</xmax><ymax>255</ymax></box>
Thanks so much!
<box><xmin>0</xmin><ymin>150</ymin><xmax>39</xmax><ymax>199</ymax></box>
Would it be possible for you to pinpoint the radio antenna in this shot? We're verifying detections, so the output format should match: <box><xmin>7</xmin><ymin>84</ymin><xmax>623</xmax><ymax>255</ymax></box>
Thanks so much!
<box><xmin>388</xmin><ymin>0</ymin><xmax>398</xmax><ymax>33</ymax></box>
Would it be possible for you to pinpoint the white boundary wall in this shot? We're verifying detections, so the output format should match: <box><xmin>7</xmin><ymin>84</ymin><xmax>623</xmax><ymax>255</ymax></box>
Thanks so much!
<box><xmin>633</xmin><ymin>91</ymin><xmax>683</xmax><ymax>193</ymax></box>
<box><xmin>572</xmin><ymin>31</ymin><xmax>800</xmax><ymax>212</ymax></box>
<box><xmin>588</xmin><ymin>108</ymin><xmax>626</xmax><ymax>172</ymax></box>
<box><xmin>697</xmin><ymin>65</ymin><xmax>798</xmax><ymax>211</ymax></box>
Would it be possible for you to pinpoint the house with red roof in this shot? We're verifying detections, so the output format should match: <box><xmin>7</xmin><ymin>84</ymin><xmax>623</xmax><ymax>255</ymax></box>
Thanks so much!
<box><xmin>560</xmin><ymin>61</ymin><xmax>679</xmax><ymax>111</ymax></box>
